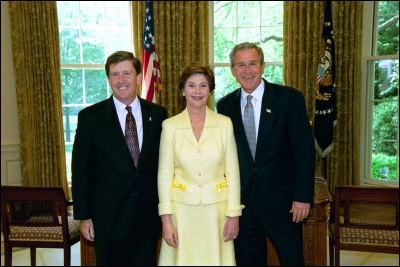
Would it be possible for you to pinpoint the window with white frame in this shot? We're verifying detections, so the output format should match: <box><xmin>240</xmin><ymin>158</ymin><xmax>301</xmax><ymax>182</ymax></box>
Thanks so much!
<box><xmin>211</xmin><ymin>1</ymin><xmax>284</xmax><ymax>106</ymax></box>
<box><xmin>57</xmin><ymin>1</ymin><xmax>133</xmax><ymax>182</ymax></box>
<box><xmin>361</xmin><ymin>1</ymin><xmax>399</xmax><ymax>186</ymax></box>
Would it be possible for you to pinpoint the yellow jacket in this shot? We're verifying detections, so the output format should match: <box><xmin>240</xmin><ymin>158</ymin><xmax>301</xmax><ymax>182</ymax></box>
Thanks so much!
<box><xmin>158</xmin><ymin>107</ymin><xmax>243</xmax><ymax>217</ymax></box>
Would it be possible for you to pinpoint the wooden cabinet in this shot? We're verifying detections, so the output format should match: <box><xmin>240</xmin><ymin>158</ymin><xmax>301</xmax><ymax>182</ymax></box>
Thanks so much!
<box><xmin>80</xmin><ymin>177</ymin><xmax>331</xmax><ymax>266</ymax></box>
<box><xmin>267</xmin><ymin>177</ymin><xmax>332</xmax><ymax>266</ymax></box>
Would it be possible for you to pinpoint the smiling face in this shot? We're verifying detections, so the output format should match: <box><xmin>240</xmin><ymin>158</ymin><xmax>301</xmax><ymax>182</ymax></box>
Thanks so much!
<box><xmin>183</xmin><ymin>73</ymin><xmax>210</xmax><ymax>110</ymax></box>
<box><xmin>230</xmin><ymin>48</ymin><xmax>265</xmax><ymax>94</ymax></box>
<box><xmin>107</xmin><ymin>60</ymin><xmax>141</xmax><ymax>105</ymax></box>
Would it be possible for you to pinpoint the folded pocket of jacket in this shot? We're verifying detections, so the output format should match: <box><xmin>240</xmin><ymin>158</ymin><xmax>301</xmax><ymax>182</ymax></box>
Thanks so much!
<box><xmin>171</xmin><ymin>180</ymin><xmax>187</xmax><ymax>191</ymax></box>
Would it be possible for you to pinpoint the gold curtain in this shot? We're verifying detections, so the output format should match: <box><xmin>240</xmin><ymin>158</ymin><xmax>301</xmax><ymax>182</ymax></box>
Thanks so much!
<box><xmin>8</xmin><ymin>2</ymin><xmax>70</xmax><ymax>199</ymax></box>
<box><xmin>284</xmin><ymin>1</ymin><xmax>363</xmax><ymax>193</ymax></box>
<box><xmin>132</xmin><ymin>1</ymin><xmax>210</xmax><ymax>117</ymax></box>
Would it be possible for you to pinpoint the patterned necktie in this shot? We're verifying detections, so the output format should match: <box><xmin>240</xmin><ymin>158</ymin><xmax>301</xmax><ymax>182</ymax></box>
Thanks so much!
<box><xmin>125</xmin><ymin>106</ymin><xmax>140</xmax><ymax>166</ymax></box>
<box><xmin>243</xmin><ymin>95</ymin><xmax>256</xmax><ymax>160</ymax></box>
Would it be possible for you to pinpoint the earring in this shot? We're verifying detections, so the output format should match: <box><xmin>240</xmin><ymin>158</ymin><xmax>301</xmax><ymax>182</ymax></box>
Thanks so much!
<box><xmin>183</xmin><ymin>93</ymin><xmax>186</xmax><ymax>96</ymax></box>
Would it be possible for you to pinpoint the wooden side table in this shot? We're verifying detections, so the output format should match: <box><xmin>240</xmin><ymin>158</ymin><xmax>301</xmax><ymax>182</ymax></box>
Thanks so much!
<box><xmin>80</xmin><ymin>232</ymin><xmax>96</xmax><ymax>266</ymax></box>
<box><xmin>267</xmin><ymin>177</ymin><xmax>332</xmax><ymax>266</ymax></box>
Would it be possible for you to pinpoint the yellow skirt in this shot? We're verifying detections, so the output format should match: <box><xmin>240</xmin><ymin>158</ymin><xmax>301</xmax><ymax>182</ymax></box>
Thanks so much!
<box><xmin>158</xmin><ymin>201</ymin><xmax>236</xmax><ymax>266</ymax></box>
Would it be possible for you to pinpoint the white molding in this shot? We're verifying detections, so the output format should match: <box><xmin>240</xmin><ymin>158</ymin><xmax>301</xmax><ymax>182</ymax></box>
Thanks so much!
<box><xmin>1</xmin><ymin>143</ymin><xmax>20</xmax><ymax>153</ymax></box>
<box><xmin>1</xmin><ymin>144</ymin><xmax>21</xmax><ymax>185</ymax></box>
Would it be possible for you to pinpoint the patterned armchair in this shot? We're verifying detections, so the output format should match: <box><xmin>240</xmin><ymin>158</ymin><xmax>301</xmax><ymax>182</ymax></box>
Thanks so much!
<box><xmin>1</xmin><ymin>186</ymin><xmax>80</xmax><ymax>266</ymax></box>
<box><xmin>328</xmin><ymin>185</ymin><xmax>399</xmax><ymax>266</ymax></box>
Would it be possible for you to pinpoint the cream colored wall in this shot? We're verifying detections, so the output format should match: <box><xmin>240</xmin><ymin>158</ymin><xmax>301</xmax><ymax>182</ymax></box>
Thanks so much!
<box><xmin>1</xmin><ymin>1</ymin><xmax>22</xmax><ymax>186</ymax></box>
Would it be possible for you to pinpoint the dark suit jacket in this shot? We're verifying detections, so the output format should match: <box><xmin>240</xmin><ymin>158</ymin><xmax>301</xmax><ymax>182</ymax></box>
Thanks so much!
<box><xmin>72</xmin><ymin>95</ymin><xmax>167</xmax><ymax>240</ymax></box>
<box><xmin>216</xmin><ymin>79</ymin><xmax>315</xmax><ymax>225</ymax></box>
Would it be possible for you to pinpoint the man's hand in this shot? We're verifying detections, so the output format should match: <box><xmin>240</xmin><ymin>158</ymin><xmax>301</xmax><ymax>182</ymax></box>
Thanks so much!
<box><xmin>290</xmin><ymin>201</ymin><xmax>310</xmax><ymax>223</ymax></box>
<box><xmin>80</xmin><ymin>219</ymin><xmax>95</xmax><ymax>241</ymax></box>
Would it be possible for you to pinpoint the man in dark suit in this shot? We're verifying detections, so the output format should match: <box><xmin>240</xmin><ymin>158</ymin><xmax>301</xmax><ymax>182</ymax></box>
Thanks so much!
<box><xmin>72</xmin><ymin>51</ymin><xmax>167</xmax><ymax>266</ymax></box>
<box><xmin>216</xmin><ymin>42</ymin><xmax>315</xmax><ymax>266</ymax></box>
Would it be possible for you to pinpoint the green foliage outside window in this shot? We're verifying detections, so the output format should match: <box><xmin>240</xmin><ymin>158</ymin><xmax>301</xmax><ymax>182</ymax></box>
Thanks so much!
<box><xmin>212</xmin><ymin>1</ymin><xmax>283</xmax><ymax>104</ymax></box>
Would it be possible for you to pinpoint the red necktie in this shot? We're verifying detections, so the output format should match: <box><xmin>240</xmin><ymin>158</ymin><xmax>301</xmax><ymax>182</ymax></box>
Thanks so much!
<box><xmin>125</xmin><ymin>106</ymin><xmax>140</xmax><ymax>166</ymax></box>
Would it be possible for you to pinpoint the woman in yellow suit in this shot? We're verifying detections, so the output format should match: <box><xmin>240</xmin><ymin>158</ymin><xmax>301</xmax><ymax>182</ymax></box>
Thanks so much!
<box><xmin>157</xmin><ymin>61</ymin><xmax>244</xmax><ymax>266</ymax></box>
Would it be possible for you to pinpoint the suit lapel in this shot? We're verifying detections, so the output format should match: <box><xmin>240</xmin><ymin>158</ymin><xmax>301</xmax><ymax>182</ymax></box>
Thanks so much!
<box><xmin>229</xmin><ymin>90</ymin><xmax>254</xmax><ymax>160</ymax></box>
<box><xmin>198</xmin><ymin>107</ymin><xmax>218</xmax><ymax>145</ymax></box>
<box><xmin>256</xmin><ymin>80</ymin><xmax>277</xmax><ymax>159</ymax></box>
<box><xmin>177</xmin><ymin>109</ymin><xmax>199</xmax><ymax>148</ymax></box>
<box><xmin>103</xmin><ymin>97</ymin><xmax>133</xmax><ymax>164</ymax></box>
<box><xmin>139</xmin><ymin>98</ymin><xmax>153</xmax><ymax>166</ymax></box>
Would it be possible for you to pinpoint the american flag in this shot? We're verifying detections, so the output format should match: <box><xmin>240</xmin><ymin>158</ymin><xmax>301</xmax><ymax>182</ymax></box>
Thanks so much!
<box><xmin>141</xmin><ymin>1</ymin><xmax>162</xmax><ymax>103</ymax></box>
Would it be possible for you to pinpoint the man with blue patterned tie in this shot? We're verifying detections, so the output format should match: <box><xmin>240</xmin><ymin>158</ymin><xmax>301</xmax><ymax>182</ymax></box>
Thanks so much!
<box><xmin>217</xmin><ymin>42</ymin><xmax>315</xmax><ymax>266</ymax></box>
